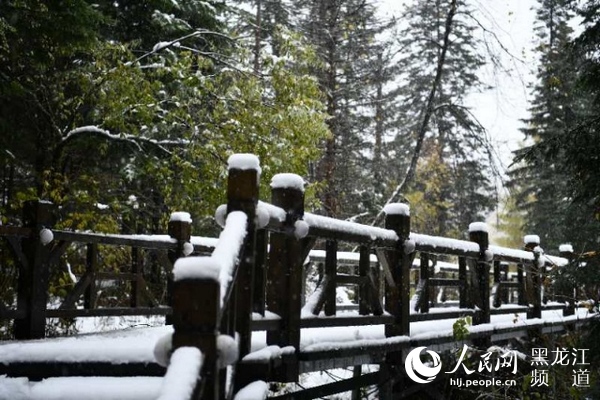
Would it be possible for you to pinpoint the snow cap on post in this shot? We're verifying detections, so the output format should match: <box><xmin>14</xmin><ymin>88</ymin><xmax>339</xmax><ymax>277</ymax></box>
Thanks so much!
<box><xmin>270</xmin><ymin>173</ymin><xmax>305</xmax><ymax>192</ymax></box>
<box><xmin>468</xmin><ymin>222</ymin><xmax>488</xmax><ymax>233</ymax></box>
<box><xmin>523</xmin><ymin>234</ymin><xmax>540</xmax><ymax>246</ymax></box>
<box><xmin>383</xmin><ymin>203</ymin><xmax>410</xmax><ymax>216</ymax></box>
<box><xmin>227</xmin><ymin>153</ymin><xmax>261</xmax><ymax>175</ymax></box>
<box><xmin>173</xmin><ymin>256</ymin><xmax>220</xmax><ymax>282</ymax></box>
<box><xmin>170</xmin><ymin>211</ymin><xmax>192</xmax><ymax>224</ymax></box>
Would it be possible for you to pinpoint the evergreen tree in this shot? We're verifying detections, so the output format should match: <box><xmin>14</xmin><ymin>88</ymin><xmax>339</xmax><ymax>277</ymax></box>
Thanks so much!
<box><xmin>510</xmin><ymin>0</ymin><xmax>597</xmax><ymax>252</ymax></box>
<box><xmin>292</xmin><ymin>0</ymin><xmax>395</xmax><ymax>219</ymax></box>
<box><xmin>390</xmin><ymin>0</ymin><xmax>495</xmax><ymax>236</ymax></box>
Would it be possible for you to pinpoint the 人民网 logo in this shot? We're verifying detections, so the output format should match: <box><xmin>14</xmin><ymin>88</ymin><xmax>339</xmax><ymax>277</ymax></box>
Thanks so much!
<box><xmin>405</xmin><ymin>346</ymin><xmax>442</xmax><ymax>384</ymax></box>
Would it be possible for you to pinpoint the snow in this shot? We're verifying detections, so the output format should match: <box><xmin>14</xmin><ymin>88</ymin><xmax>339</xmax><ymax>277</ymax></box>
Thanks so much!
<box><xmin>309</xmin><ymin>250</ymin><xmax>378</xmax><ymax>264</ymax></box>
<box><xmin>523</xmin><ymin>234</ymin><xmax>540</xmax><ymax>245</ymax></box>
<box><xmin>214</xmin><ymin>204</ymin><xmax>227</xmax><ymax>227</ymax></box>
<box><xmin>153</xmin><ymin>333</ymin><xmax>172</xmax><ymax>367</ymax></box>
<box><xmin>270</xmin><ymin>173</ymin><xmax>305</xmax><ymax>192</ymax></box>
<box><xmin>383</xmin><ymin>203</ymin><xmax>410</xmax><ymax>216</ymax></box>
<box><xmin>294</xmin><ymin>220</ymin><xmax>309</xmax><ymax>239</ymax></box>
<box><xmin>156</xmin><ymin>347</ymin><xmax>202</xmax><ymax>400</ymax></box>
<box><xmin>559</xmin><ymin>244</ymin><xmax>574</xmax><ymax>253</ymax></box>
<box><xmin>257</xmin><ymin>201</ymin><xmax>286</xmax><ymax>223</ymax></box>
<box><xmin>169</xmin><ymin>211</ymin><xmax>192</xmax><ymax>223</ymax></box>
<box><xmin>173</xmin><ymin>212</ymin><xmax>247</xmax><ymax>307</ymax></box>
<box><xmin>39</xmin><ymin>228</ymin><xmax>54</xmax><ymax>246</ymax></box>
<box><xmin>172</xmin><ymin>256</ymin><xmax>220</xmax><ymax>281</ymax></box>
<box><xmin>410</xmin><ymin>233</ymin><xmax>480</xmax><ymax>254</ymax></box>
<box><xmin>255</xmin><ymin>204</ymin><xmax>270</xmax><ymax>228</ymax></box>
<box><xmin>303</xmin><ymin>212</ymin><xmax>398</xmax><ymax>242</ymax></box>
<box><xmin>0</xmin><ymin>376</ymin><xmax>162</xmax><ymax>400</ymax></box>
<box><xmin>217</xmin><ymin>335</ymin><xmax>238</xmax><ymax>368</ymax></box>
<box><xmin>227</xmin><ymin>153</ymin><xmax>261</xmax><ymax>173</ymax></box>
<box><xmin>468</xmin><ymin>222</ymin><xmax>488</xmax><ymax>233</ymax></box>
<box><xmin>241</xmin><ymin>345</ymin><xmax>294</xmax><ymax>363</ymax></box>
<box><xmin>189</xmin><ymin>235</ymin><xmax>219</xmax><ymax>249</ymax></box>
<box><xmin>182</xmin><ymin>242</ymin><xmax>194</xmax><ymax>256</ymax></box>
<box><xmin>234</xmin><ymin>380</ymin><xmax>269</xmax><ymax>400</ymax></box>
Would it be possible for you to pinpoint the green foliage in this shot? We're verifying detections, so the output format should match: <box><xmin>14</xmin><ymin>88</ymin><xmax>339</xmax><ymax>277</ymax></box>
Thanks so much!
<box><xmin>452</xmin><ymin>315</ymin><xmax>472</xmax><ymax>341</ymax></box>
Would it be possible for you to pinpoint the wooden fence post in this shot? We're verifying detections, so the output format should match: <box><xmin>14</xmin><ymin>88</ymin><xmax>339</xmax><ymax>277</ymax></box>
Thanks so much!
<box><xmin>468</xmin><ymin>222</ymin><xmax>490</xmax><ymax>325</ymax></box>
<box><xmin>172</xmin><ymin>273</ymin><xmax>220</xmax><ymax>400</ymax></box>
<box><xmin>383</xmin><ymin>203</ymin><xmax>411</xmax><ymax>337</ymax></box>
<box><xmin>14</xmin><ymin>200</ymin><xmax>56</xmax><ymax>339</ymax></box>
<box><xmin>458</xmin><ymin>256</ymin><xmax>469</xmax><ymax>309</ymax></box>
<box><xmin>524</xmin><ymin>235</ymin><xmax>542</xmax><ymax>319</ymax></box>
<box><xmin>226</xmin><ymin>154</ymin><xmax>259</xmax><ymax>359</ymax></box>
<box><xmin>167</xmin><ymin>212</ymin><xmax>192</xmax><ymax>325</ymax></box>
<box><xmin>379</xmin><ymin>203</ymin><xmax>412</xmax><ymax>399</ymax></box>
<box><xmin>559</xmin><ymin>244</ymin><xmax>575</xmax><ymax>316</ymax></box>
<box><xmin>266</xmin><ymin>173</ymin><xmax>305</xmax><ymax>381</ymax></box>
<box><xmin>324</xmin><ymin>239</ymin><xmax>337</xmax><ymax>316</ymax></box>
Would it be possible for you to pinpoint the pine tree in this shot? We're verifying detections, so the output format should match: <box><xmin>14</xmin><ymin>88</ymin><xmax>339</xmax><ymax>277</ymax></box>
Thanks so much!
<box><xmin>291</xmin><ymin>0</ymin><xmax>396</xmax><ymax>219</ymax></box>
<box><xmin>389</xmin><ymin>0</ymin><xmax>495</xmax><ymax>236</ymax></box>
<box><xmin>510</xmin><ymin>0</ymin><xmax>597</xmax><ymax>252</ymax></box>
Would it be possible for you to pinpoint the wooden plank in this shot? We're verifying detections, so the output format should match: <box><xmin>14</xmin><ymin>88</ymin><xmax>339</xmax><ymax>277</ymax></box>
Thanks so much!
<box><xmin>428</xmin><ymin>278</ymin><xmax>463</xmax><ymax>287</ymax></box>
<box><xmin>253</xmin><ymin>229</ymin><xmax>268</xmax><ymax>315</ymax></box>
<box><xmin>306</xmin><ymin>226</ymin><xmax>397</xmax><ymax>247</ymax></box>
<box><xmin>45</xmin><ymin>307</ymin><xmax>172</xmax><ymax>318</ymax></box>
<box><xmin>300</xmin><ymin>314</ymin><xmax>395</xmax><ymax>328</ymax></box>
<box><xmin>58</xmin><ymin>271</ymin><xmax>94</xmax><ymax>310</ymax></box>
<box><xmin>84</xmin><ymin>243</ymin><xmax>97</xmax><ymax>309</ymax></box>
<box><xmin>52</xmin><ymin>230</ymin><xmax>178</xmax><ymax>250</ymax></box>
<box><xmin>0</xmin><ymin>362</ymin><xmax>165</xmax><ymax>380</ymax></box>
<box><xmin>337</xmin><ymin>274</ymin><xmax>363</xmax><ymax>286</ymax></box>
<box><xmin>0</xmin><ymin>226</ymin><xmax>33</xmax><ymax>237</ymax></box>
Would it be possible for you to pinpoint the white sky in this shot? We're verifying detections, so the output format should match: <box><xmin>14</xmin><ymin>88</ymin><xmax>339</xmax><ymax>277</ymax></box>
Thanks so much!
<box><xmin>379</xmin><ymin>0</ymin><xmax>539</xmax><ymax>175</ymax></box>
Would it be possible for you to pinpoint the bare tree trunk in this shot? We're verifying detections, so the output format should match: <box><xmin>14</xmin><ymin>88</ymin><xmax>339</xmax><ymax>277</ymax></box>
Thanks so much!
<box><xmin>253</xmin><ymin>0</ymin><xmax>262</xmax><ymax>74</ymax></box>
<box><xmin>371</xmin><ymin>0</ymin><xmax>458</xmax><ymax>227</ymax></box>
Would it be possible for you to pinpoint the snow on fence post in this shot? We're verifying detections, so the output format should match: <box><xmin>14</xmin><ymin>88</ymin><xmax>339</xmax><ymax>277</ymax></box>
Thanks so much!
<box><xmin>167</xmin><ymin>212</ymin><xmax>192</xmax><ymax>325</ymax></box>
<box><xmin>226</xmin><ymin>154</ymin><xmax>259</xmax><ymax>359</ymax></box>
<box><xmin>468</xmin><ymin>222</ymin><xmax>491</xmax><ymax>325</ymax></box>
<box><xmin>14</xmin><ymin>200</ymin><xmax>56</xmax><ymax>340</ymax></box>
<box><xmin>524</xmin><ymin>235</ymin><xmax>542</xmax><ymax>319</ymax></box>
<box><xmin>382</xmin><ymin>203</ymin><xmax>411</xmax><ymax>337</ymax></box>
<box><xmin>266</xmin><ymin>173</ymin><xmax>305</xmax><ymax>381</ymax></box>
<box><xmin>171</xmin><ymin>263</ymin><xmax>220</xmax><ymax>400</ymax></box>
<box><xmin>559</xmin><ymin>244</ymin><xmax>575</xmax><ymax>316</ymax></box>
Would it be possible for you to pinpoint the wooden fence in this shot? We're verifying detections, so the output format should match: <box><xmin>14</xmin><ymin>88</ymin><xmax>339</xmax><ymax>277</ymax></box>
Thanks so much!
<box><xmin>0</xmin><ymin>153</ymin><xmax>592</xmax><ymax>400</ymax></box>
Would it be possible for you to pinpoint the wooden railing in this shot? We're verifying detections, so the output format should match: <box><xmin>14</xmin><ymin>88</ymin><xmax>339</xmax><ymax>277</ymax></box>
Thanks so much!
<box><xmin>0</xmin><ymin>153</ymin><xmax>591</xmax><ymax>400</ymax></box>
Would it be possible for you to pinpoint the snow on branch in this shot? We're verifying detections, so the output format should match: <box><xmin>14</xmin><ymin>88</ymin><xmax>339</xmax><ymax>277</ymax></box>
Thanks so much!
<box><xmin>58</xmin><ymin>126</ymin><xmax>174</xmax><ymax>159</ymax></box>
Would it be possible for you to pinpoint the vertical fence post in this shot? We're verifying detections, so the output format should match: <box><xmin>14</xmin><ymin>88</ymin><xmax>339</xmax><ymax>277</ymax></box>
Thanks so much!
<box><xmin>524</xmin><ymin>235</ymin><xmax>542</xmax><ymax>319</ymax></box>
<box><xmin>84</xmin><ymin>243</ymin><xmax>98</xmax><ymax>309</ymax></box>
<box><xmin>358</xmin><ymin>245</ymin><xmax>371</xmax><ymax>315</ymax></box>
<box><xmin>172</xmin><ymin>272</ymin><xmax>220</xmax><ymax>400</ymax></box>
<box><xmin>458</xmin><ymin>256</ymin><xmax>468</xmax><ymax>309</ymax></box>
<box><xmin>253</xmin><ymin>229</ymin><xmax>268</xmax><ymax>316</ymax></box>
<box><xmin>324</xmin><ymin>239</ymin><xmax>337</xmax><ymax>316</ymax></box>
<box><xmin>468</xmin><ymin>222</ymin><xmax>490</xmax><ymax>326</ymax></box>
<box><xmin>14</xmin><ymin>200</ymin><xmax>56</xmax><ymax>339</ymax></box>
<box><xmin>379</xmin><ymin>203</ymin><xmax>412</xmax><ymax>399</ymax></box>
<box><xmin>383</xmin><ymin>203</ymin><xmax>411</xmax><ymax>337</ymax></box>
<box><xmin>226</xmin><ymin>154</ymin><xmax>259</xmax><ymax>359</ymax></box>
<box><xmin>266</xmin><ymin>173</ymin><xmax>305</xmax><ymax>381</ymax></box>
<box><xmin>559</xmin><ymin>244</ymin><xmax>575</xmax><ymax>316</ymax></box>
<box><xmin>419</xmin><ymin>253</ymin><xmax>430</xmax><ymax>313</ymax></box>
<box><xmin>167</xmin><ymin>213</ymin><xmax>192</xmax><ymax>325</ymax></box>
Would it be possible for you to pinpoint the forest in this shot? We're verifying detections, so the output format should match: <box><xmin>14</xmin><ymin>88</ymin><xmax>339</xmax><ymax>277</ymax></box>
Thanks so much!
<box><xmin>1</xmin><ymin>0</ymin><xmax>599</xmax><ymax>259</ymax></box>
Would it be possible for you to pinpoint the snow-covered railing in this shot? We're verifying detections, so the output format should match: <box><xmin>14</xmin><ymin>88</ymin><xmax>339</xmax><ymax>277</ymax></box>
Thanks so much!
<box><xmin>170</xmin><ymin>154</ymin><xmax>260</xmax><ymax>400</ymax></box>
<box><xmin>156</xmin><ymin>347</ymin><xmax>203</xmax><ymax>400</ymax></box>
